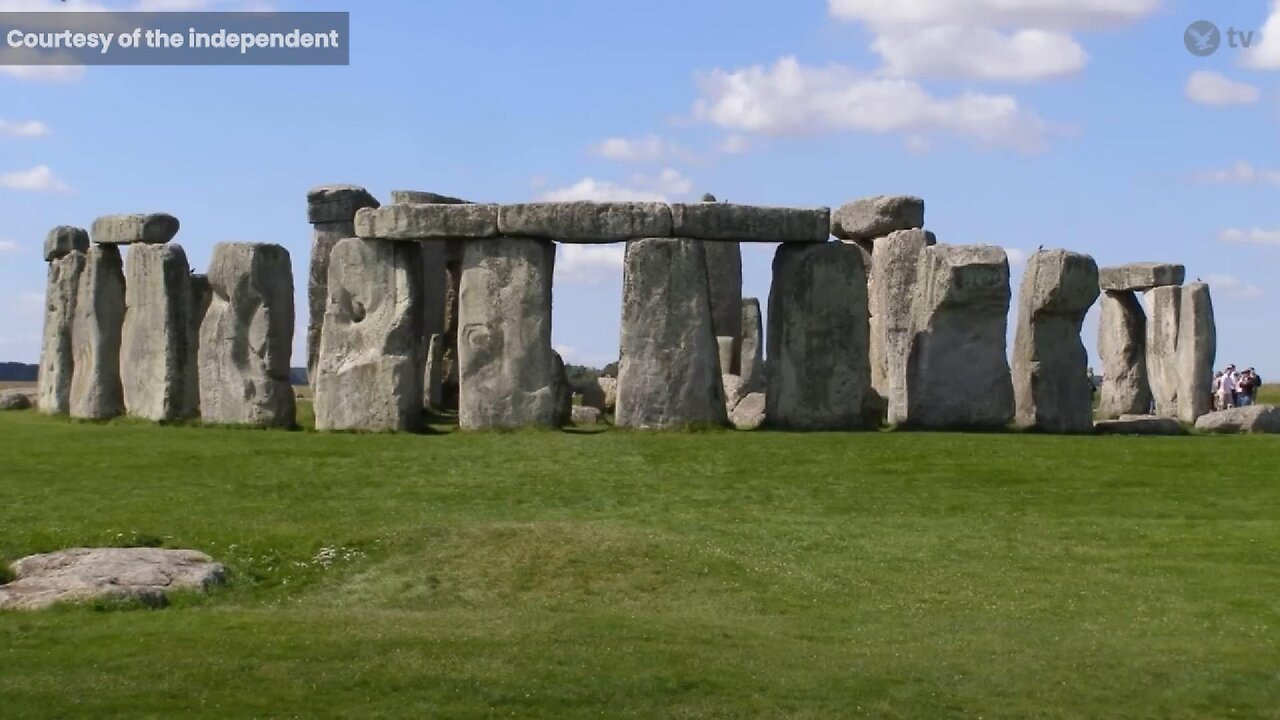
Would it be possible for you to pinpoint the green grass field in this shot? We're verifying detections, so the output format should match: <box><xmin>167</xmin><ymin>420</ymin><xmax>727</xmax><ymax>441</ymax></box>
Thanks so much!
<box><xmin>1</xmin><ymin>405</ymin><xmax>1278</xmax><ymax>719</ymax></box>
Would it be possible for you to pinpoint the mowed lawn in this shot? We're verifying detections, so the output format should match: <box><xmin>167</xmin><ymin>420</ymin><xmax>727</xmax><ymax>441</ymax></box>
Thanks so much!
<box><xmin>1</xmin><ymin>405</ymin><xmax>1278</xmax><ymax>719</ymax></box>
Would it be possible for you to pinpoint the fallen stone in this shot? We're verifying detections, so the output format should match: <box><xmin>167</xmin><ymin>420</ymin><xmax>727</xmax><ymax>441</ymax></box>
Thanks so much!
<box><xmin>723</xmin><ymin>373</ymin><xmax>747</xmax><ymax>411</ymax></box>
<box><xmin>37</xmin><ymin>251</ymin><xmax>85</xmax><ymax>415</ymax></box>
<box><xmin>731</xmin><ymin>392</ymin><xmax>766</xmax><ymax>430</ymax></box>
<box><xmin>198</xmin><ymin>243</ymin><xmax>296</xmax><ymax>427</ymax></box>
<box><xmin>1097</xmin><ymin>291</ymin><xmax>1151</xmax><ymax>419</ymax></box>
<box><xmin>307</xmin><ymin>184</ymin><xmax>380</xmax><ymax>225</ymax></box>
<box><xmin>43</xmin><ymin>225</ymin><xmax>89</xmax><ymax>261</ymax></box>
<box><xmin>1194</xmin><ymin>405</ymin><xmax>1280</xmax><ymax>434</ymax></box>
<box><xmin>1176</xmin><ymin>283</ymin><xmax>1216</xmax><ymax>424</ymax></box>
<box><xmin>0</xmin><ymin>389</ymin><xmax>33</xmax><ymax>410</ymax></box>
<box><xmin>870</xmin><ymin>229</ymin><xmax>936</xmax><ymax>423</ymax></box>
<box><xmin>1012</xmin><ymin>249</ymin><xmax>1100</xmax><ymax>433</ymax></box>
<box><xmin>1094</xmin><ymin>415</ymin><xmax>1187</xmax><ymax>435</ymax></box>
<box><xmin>705</xmin><ymin>243</ymin><xmax>743</xmax><ymax>355</ymax></box>
<box><xmin>1145</xmin><ymin>285</ymin><xmax>1182</xmax><ymax>419</ymax></box>
<box><xmin>830</xmin><ymin>195</ymin><xmax>925</xmax><ymax>243</ymax></box>
<box><xmin>616</xmin><ymin>238</ymin><xmax>728</xmax><ymax>429</ymax></box>
<box><xmin>69</xmin><ymin>245</ymin><xmax>126</xmax><ymax>420</ymax></box>
<box><xmin>902</xmin><ymin>244</ymin><xmax>1014</xmax><ymax>430</ymax></box>
<box><xmin>498</xmin><ymin>202</ymin><xmax>672</xmax><ymax>242</ymax></box>
<box><xmin>572</xmin><ymin>405</ymin><xmax>602</xmax><ymax>425</ymax></box>
<box><xmin>356</xmin><ymin>204</ymin><xmax>499</xmax><ymax>240</ymax></box>
<box><xmin>0</xmin><ymin>547</ymin><xmax>225</xmax><ymax>611</ymax></box>
<box><xmin>90</xmin><ymin>213</ymin><xmax>180</xmax><ymax>246</ymax></box>
<box><xmin>457</xmin><ymin>238</ymin><xmax>560</xmax><ymax>429</ymax></box>
<box><xmin>121</xmin><ymin>244</ymin><xmax>198</xmax><ymax>422</ymax></box>
<box><xmin>314</xmin><ymin>238</ymin><xmax>424</xmax><ymax>432</ymax></box>
<box><xmin>766</xmin><ymin>242</ymin><xmax>877</xmax><ymax>430</ymax></box>
<box><xmin>424</xmin><ymin>333</ymin><xmax>444</xmax><ymax>410</ymax></box>
<box><xmin>670</xmin><ymin>203</ymin><xmax>830</xmax><ymax>243</ymax></box>
<box><xmin>1099</xmin><ymin>263</ymin><xmax>1185</xmax><ymax>292</ymax></box>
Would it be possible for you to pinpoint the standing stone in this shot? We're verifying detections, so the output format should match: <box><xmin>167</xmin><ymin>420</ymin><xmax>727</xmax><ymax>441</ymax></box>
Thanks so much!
<box><xmin>705</xmin><ymin>241</ymin><xmax>742</xmax><ymax>370</ymax></box>
<box><xmin>198</xmin><ymin>243</ymin><xmax>296</xmax><ymax>427</ymax></box>
<box><xmin>70</xmin><ymin>246</ymin><xmax>125</xmax><ymax>420</ymax></box>
<box><xmin>552</xmin><ymin>350</ymin><xmax>573</xmax><ymax>428</ymax></box>
<box><xmin>1012</xmin><ymin>249</ymin><xmax>1100</xmax><ymax>433</ymax></box>
<box><xmin>766</xmin><ymin>242</ymin><xmax>876</xmax><ymax>430</ymax></box>
<box><xmin>1145</xmin><ymin>285</ymin><xmax>1182</xmax><ymax>418</ymax></box>
<box><xmin>902</xmin><ymin>245</ymin><xmax>1014</xmax><ymax>430</ymax></box>
<box><xmin>314</xmin><ymin>238</ymin><xmax>423</xmax><ymax>432</ymax></box>
<box><xmin>306</xmin><ymin>185</ymin><xmax>379</xmax><ymax>388</ymax></box>
<box><xmin>457</xmin><ymin>238</ymin><xmax>559</xmax><ymax>430</ymax></box>
<box><xmin>1097</xmin><ymin>292</ymin><xmax>1151</xmax><ymax>419</ymax></box>
<box><xmin>387</xmin><ymin>190</ymin><xmax>470</xmax><ymax>364</ymax></box>
<box><xmin>37</xmin><ymin>251</ymin><xmax>85</xmax><ymax>414</ymax></box>
<box><xmin>186</xmin><ymin>273</ymin><xmax>211</xmax><ymax>419</ymax></box>
<box><xmin>1176</xmin><ymin>283</ymin><xmax>1216</xmax><ymax>424</ymax></box>
<box><xmin>424</xmin><ymin>333</ymin><xmax>444</xmax><ymax>410</ymax></box>
<box><xmin>870</xmin><ymin>229</ymin><xmax>936</xmax><ymax>423</ymax></box>
<box><xmin>716</xmin><ymin>335</ymin><xmax>736</xmax><ymax>376</ymax></box>
<box><xmin>121</xmin><ymin>244</ymin><xmax>197</xmax><ymax>422</ymax></box>
<box><xmin>43</xmin><ymin>226</ymin><xmax>89</xmax><ymax>262</ymax></box>
<box><xmin>739</xmin><ymin>298</ymin><xmax>765</xmax><ymax>392</ymax></box>
<box><xmin>616</xmin><ymin>238</ymin><xmax>728</xmax><ymax>429</ymax></box>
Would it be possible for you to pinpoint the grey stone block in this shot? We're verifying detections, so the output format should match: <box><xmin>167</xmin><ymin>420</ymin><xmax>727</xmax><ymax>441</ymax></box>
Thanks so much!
<box><xmin>1097</xmin><ymin>291</ymin><xmax>1152</xmax><ymax>419</ymax></box>
<box><xmin>91</xmin><ymin>213</ymin><xmax>180</xmax><ymax>246</ymax></box>
<box><xmin>830</xmin><ymin>195</ymin><xmax>925</xmax><ymax>243</ymax></box>
<box><xmin>120</xmin><ymin>243</ymin><xmax>198</xmax><ymax>422</ymax></box>
<box><xmin>356</xmin><ymin>204</ymin><xmax>499</xmax><ymax>240</ymax></box>
<box><xmin>498</xmin><ymin>202</ymin><xmax>672</xmax><ymax>242</ymax></box>
<box><xmin>1099</xmin><ymin>263</ymin><xmax>1185</xmax><ymax>292</ymax></box>
<box><xmin>70</xmin><ymin>245</ymin><xmax>125</xmax><ymax>420</ymax></box>
<box><xmin>307</xmin><ymin>184</ymin><xmax>379</xmax><ymax>225</ymax></box>
<box><xmin>1145</xmin><ymin>285</ymin><xmax>1182</xmax><ymax>419</ymax></box>
<box><xmin>43</xmin><ymin>225</ymin><xmax>89</xmax><ymax>262</ymax></box>
<box><xmin>37</xmin><ymin>251</ymin><xmax>85</xmax><ymax>415</ymax></box>
<box><xmin>670</xmin><ymin>203</ymin><xmax>830</xmax><ymax>242</ymax></box>
<box><xmin>870</xmin><ymin>229</ymin><xmax>936</xmax><ymax>423</ymax></box>
<box><xmin>1176</xmin><ymin>283</ymin><xmax>1215</xmax><ymax>424</ymax></box>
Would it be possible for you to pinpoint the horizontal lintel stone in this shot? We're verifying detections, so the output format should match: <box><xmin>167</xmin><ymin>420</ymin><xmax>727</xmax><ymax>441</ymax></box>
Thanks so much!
<box><xmin>1098</xmin><ymin>263</ymin><xmax>1186</xmax><ymax>292</ymax></box>
<box><xmin>355</xmin><ymin>204</ymin><xmax>499</xmax><ymax>240</ymax></box>
<box><xmin>90</xmin><ymin>213</ymin><xmax>180</xmax><ymax>246</ymax></box>
<box><xmin>670</xmin><ymin>203</ymin><xmax>831</xmax><ymax>243</ymax></box>
<box><xmin>498</xmin><ymin>202</ymin><xmax>672</xmax><ymax>243</ymax></box>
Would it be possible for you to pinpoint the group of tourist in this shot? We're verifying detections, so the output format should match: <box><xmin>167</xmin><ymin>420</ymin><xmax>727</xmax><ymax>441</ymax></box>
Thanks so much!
<box><xmin>1213</xmin><ymin>365</ymin><xmax>1264</xmax><ymax>410</ymax></box>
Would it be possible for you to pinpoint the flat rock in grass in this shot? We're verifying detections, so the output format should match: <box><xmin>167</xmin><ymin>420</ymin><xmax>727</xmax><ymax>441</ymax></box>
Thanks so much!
<box><xmin>355</xmin><ymin>204</ymin><xmax>499</xmax><ymax>240</ymax></box>
<box><xmin>669</xmin><ymin>203</ymin><xmax>830</xmax><ymax>243</ymax></box>
<box><xmin>90</xmin><ymin>213</ymin><xmax>180</xmax><ymax>245</ymax></box>
<box><xmin>0</xmin><ymin>548</ymin><xmax>225</xmax><ymax>611</ymax></box>
<box><xmin>43</xmin><ymin>225</ymin><xmax>89</xmax><ymax>261</ymax></box>
<box><xmin>830</xmin><ymin>195</ymin><xmax>925</xmax><ymax>243</ymax></box>
<box><xmin>1094</xmin><ymin>415</ymin><xmax>1186</xmax><ymax>435</ymax></box>
<box><xmin>498</xmin><ymin>202</ymin><xmax>672</xmax><ymax>242</ymax></box>
<box><xmin>1098</xmin><ymin>263</ymin><xmax>1185</xmax><ymax>292</ymax></box>
<box><xmin>307</xmin><ymin>184</ymin><xmax>380</xmax><ymax>225</ymax></box>
<box><xmin>1194</xmin><ymin>405</ymin><xmax>1280</xmax><ymax>434</ymax></box>
<box><xmin>571</xmin><ymin>405</ymin><xmax>602</xmax><ymax>425</ymax></box>
<box><xmin>0</xmin><ymin>389</ymin><xmax>33</xmax><ymax>410</ymax></box>
<box><xmin>731</xmin><ymin>392</ymin><xmax>766</xmax><ymax>430</ymax></box>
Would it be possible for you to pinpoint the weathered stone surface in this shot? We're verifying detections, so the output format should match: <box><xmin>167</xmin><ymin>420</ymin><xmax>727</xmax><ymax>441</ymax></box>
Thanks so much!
<box><xmin>1099</xmin><ymin>263</ymin><xmax>1185</xmax><ymax>292</ymax></box>
<box><xmin>572</xmin><ymin>405</ymin><xmax>602</xmax><ymax>425</ymax></box>
<box><xmin>598</xmin><ymin>377</ymin><xmax>618</xmax><ymax>414</ymax></box>
<box><xmin>1097</xmin><ymin>291</ymin><xmax>1151</xmax><ymax>419</ymax></box>
<box><xmin>1094</xmin><ymin>415</ymin><xmax>1187</xmax><ymax>435</ymax></box>
<box><xmin>716</xmin><ymin>335</ymin><xmax>736</xmax><ymax>376</ymax></box>
<box><xmin>870</xmin><ymin>229</ymin><xmax>936</xmax><ymax>422</ymax></box>
<box><xmin>0</xmin><ymin>548</ymin><xmax>225</xmax><ymax>611</ymax></box>
<box><xmin>0</xmin><ymin>389</ymin><xmax>33</xmax><ymax>410</ymax></box>
<box><xmin>390</xmin><ymin>190</ymin><xmax>469</xmax><ymax>205</ymax></box>
<box><xmin>617</xmin><ymin>238</ymin><xmax>728</xmax><ymax>429</ymax></box>
<box><xmin>314</xmin><ymin>238</ymin><xmax>424</xmax><ymax>432</ymax></box>
<box><xmin>37</xmin><ymin>252</ymin><xmax>85</xmax><ymax>415</ymax></box>
<box><xmin>307</xmin><ymin>184</ymin><xmax>380</xmax><ymax>225</ymax></box>
<box><xmin>1145</xmin><ymin>285</ymin><xmax>1182</xmax><ymax>419</ymax></box>
<box><xmin>424</xmin><ymin>333</ymin><xmax>444</xmax><ymax>410</ymax></box>
<box><xmin>731</xmin><ymin>392</ymin><xmax>766</xmax><ymax>430</ymax></box>
<box><xmin>580</xmin><ymin>377</ymin><xmax>617</xmax><ymax>415</ymax></box>
<box><xmin>457</xmin><ymin>238</ymin><xmax>560</xmax><ymax>430</ymax></box>
<box><xmin>187</xmin><ymin>273</ymin><xmax>211</xmax><ymax>418</ymax></box>
<box><xmin>498</xmin><ymin>202</ymin><xmax>672</xmax><ymax>242</ymax></box>
<box><xmin>197</xmin><ymin>243</ymin><xmax>296</xmax><ymax>427</ymax></box>
<box><xmin>705</xmin><ymin>242</ymin><xmax>743</xmax><ymax>355</ymax></box>
<box><xmin>1012</xmin><ymin>249</ymin><xmax>1100</xmax><ymax>433</ymax></box>
<box><xmin>120</xmin><ymin>244</ymin><xmax>197</xmax><ymax>422</ymax></box>
<box><xmin>552</xmin><ymin>350</ymin><xmax>573</xmax><ymax>428</ymax></box>
<box><xmin>723</xmin><ymin>373</ymin><xmax>747</xmax><ymax>411</ymax></box>
<box><xmin>43</xmin><ymin>225</ymin><xmax>89</xmax><ymax>261</ymax></box>
<box><xmin>440</xmin><ymin>249</ymin><xmax>464</xmax><ymax>410</ymax></box>
<box><xmin>1194</xmin><ymin>405</ymin><xmax>1280</xmax><ymax>434</ymax></box>
<box><xmin>90</xmin><ymin>213</ymin><xmax>180</xmax><ymax>246</ymax></box>
<box><xmin>902</xmin><ymin>244</ymin><xmax>1014</xmax><ymax>430</ymax></box>
<box><xmin>306</xmin><ymin>185</ymin><xmax>379</xmax><ymax>386</ymax></box>
<box><xmin>69</xmin><ymin>246</ymin><xmax>126</xmax><ymax>420</ymax></box>
<box><xmin>766</xmin><ymin>242</ymin><xmax>876</xmax><ymax>430</ymax></box>
<box><xmin>670</xmin><ymin>203</ymin><xmax>830</xmax><ymax>243</ymax></box>
<box><xmin>356</xmin><ymin>204</ymin><xmax>499</xmax><ymax>240</ymax></box>
<box><xmin>830</xmin><ymin>195</ymin><xmax>925</xmax><ymax>243</ymax></box>
<box><xmin>739</xmin><ymin>298</ymin><xmax>765</xmax><ymax>393</ymax></box>
<box><xmin>1176</xmin><ymin>283</ymin><xmax>1215</xmax><ymax>424</ymax></box>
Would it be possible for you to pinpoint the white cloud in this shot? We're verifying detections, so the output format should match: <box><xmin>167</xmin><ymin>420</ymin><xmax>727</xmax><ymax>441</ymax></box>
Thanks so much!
<box><xmin>0</xmin><ymin>118</ymin><xmax>51</xmax><ymax>138</ymax></box>
<box><xmin>871</xmin><ymin>26</ymin><xmax>1087</xmax><ymax>80</ymax></box>
<box><xmin>692</xmin><ymin>57</ymin><xmax>1051</xmax><ymax>152</ymax></box>
<box><xmin>1194</xmin><ymin>161</ymin><xmax>1280</xmax><ymax>186</ymax></box>
<box><xmin>541</xmin><ymin>167</ymin><xmax>694</xmax><ymax>203</ymax></box>
<box><xmin>592</xmin><ymin>135</ymin><xmax>674</xmax><ymax>163</ymax></box>
<box><xmin>0</xmin><ymin>240</ymin><xmax>19</xmax><ymax>253</ymax></box>
<box><xmin>555</xmin><ymin>244</ymin><xmax>625</xmax><ymax>286</ymax></box>
<box><xmin>716</xmin><ymin>133</ymin><xmax>752</xmax><ymax>155</ymax></box>
<box><xmin>1204</xmin><ymin>273</ymin><xmax>1264</xmax><ymax>300</ymax></box>
<box><xmin>0</xmin><ymin>165</ymin><xmax>72</xmax><ymax>193</ymax></box>
<box><xmin>827</xmin><ymin>0</ymin><xmax>1158</xmax><ymax>31</ymax></box>
<box><xmin>1219</xmin><ymin>227</ymin><xmax>1280</xmax><ymax>246</ymax></box>
<box><xmin>0</xmin><ymin>64</ymin><xmax>86</xmax><ymax>83</ymax></box>
<box><xmin>1242</xmin><ymin>0</ymin><xmax>1280</xmax><ymax>69</ymax></box>
<box><xmin>1185</xmin><ymin>71</ymin><xmax>1260</xmax><ymax>106</ymax></box>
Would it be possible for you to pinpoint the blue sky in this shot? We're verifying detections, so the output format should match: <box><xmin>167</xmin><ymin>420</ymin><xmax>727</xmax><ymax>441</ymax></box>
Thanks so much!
<box><xmin>1</xmin><ymin>0</ymin><xmax>1277</xmax><ymax>376</ymax></box>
